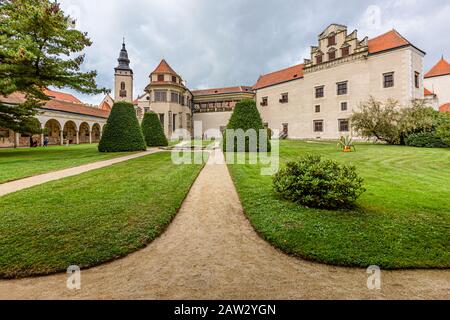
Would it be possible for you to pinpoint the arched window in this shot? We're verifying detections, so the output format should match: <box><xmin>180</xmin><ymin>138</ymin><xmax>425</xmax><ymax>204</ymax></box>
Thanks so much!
<box><xmin>120</xmin><ymin>82</ymin><xmax>127</xmax><ymax>97</ymax></box>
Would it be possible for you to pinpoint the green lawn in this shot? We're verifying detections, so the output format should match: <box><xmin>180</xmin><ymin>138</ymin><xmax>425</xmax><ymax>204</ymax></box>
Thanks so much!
<box><xmin>228</xmin><ymin>140</ymin><xmax>450</xmax><ymax>269</ymax></box>
<box><xmin>0</xmin><ymin>152</ymin><xmax>205</xmax><ymax>278</ymax></box>
<box><xmin>0</xmin><ymin>144</ymin><xmax>134</xmax><ymax>184</ymax></box>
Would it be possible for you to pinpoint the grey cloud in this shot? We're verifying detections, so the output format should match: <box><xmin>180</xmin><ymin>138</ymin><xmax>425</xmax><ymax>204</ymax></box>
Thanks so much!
<box><xmin>57</xmin><ymin>0</ymin><xmax>450</xmax><ymax>105</ymax></box>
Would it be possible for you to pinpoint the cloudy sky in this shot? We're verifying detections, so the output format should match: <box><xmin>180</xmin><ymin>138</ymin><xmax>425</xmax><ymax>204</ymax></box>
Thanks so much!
<box><xmin>57</xmin><ymin>0</ymin><xmax>450</xmax><ymax>105</ymax></box>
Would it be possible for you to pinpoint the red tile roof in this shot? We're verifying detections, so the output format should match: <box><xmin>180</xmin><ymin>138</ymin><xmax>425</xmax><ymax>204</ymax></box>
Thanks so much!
<box><xmin>0</xmin><ymin>92</ymin><xmax>27</xmax><ymax>104</ymax></box>
<box><xmin>151</xmin><ymin>59</ymin><xmax>179</xmax><ymax>76</ymax></box>
<box><xmin>253</xmin><ymin>64</ymin><xmax>304</xmax><ymax>90</ymax></box>
<box><xmin>43</xmin><ymin>99</ymin><xmax>110</xmax><ymax>118</ymax></box>
<box><xmin>425</xmin><ymin>58</ymin><xmax>450</xmax><ymax>78</ymax></box>
<box><xmin>43</xmin><ymin>89</ymin><xmax>82</xmax><ymax>104</ymax></box>
<box><xmin>192</xmin><ymin>86</ymin><xmax>253</xmax><ymax>96</ymax></box>
<box><xmin>424</xmin><ymin>88</ymin><xmax>434</xmax><ymax>96</ymax></box>
<box><xmin>99</xmin><ymin>100</ymin><xmax>112</xmax><ymax>111</ymax></box>
<box><xmin>0</xmin><ymin>91</ymin><xmax>109</xmax><ymax>118</ymax></box>
<box><xmin>368</xmin><ymin>30</ymin><xmax>411</xmax><ymax>54</ymax></box>
<box><xmin>439</xmin><ymin>103</ymin><xmax>450</xmax><ymax>113</ymax></box>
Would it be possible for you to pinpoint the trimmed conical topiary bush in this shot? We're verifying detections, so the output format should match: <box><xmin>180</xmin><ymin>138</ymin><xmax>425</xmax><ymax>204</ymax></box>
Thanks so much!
<box><xmin>141</xmin><ymin>112</ymin><xmax>168</xmax><ymax>147</ymax></box>
<box><xmin>98</xmin><ymin>101</ymin><xmax>146</xmax><ymax>152</ymax></box>
<box><xmin>223</xmin><ymin>99</ymin><xmax>271</xmax><ymax>152</ymax></box>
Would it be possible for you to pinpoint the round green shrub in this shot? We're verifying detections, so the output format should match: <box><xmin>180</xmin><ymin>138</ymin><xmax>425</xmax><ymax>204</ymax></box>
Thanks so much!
<box><xmin>405</xmin><ymin>131</ymin><xmax>448</xmax><ymax>148</ymax></box>
<box><xmin>98</xmin><ymin>101</ymin><xmax>146</xmax><ymax>152</ymax></box>
<box><xmin>141</xmin><ymin>112</ymin><xmax>168</xmax><ymax>147</ymax></box>
<box><xmin>273</xmin><ymin>154</ymin><xmax>366</xmax><ymax>209</ymax></box>
<box><xmin>223</xmin><ymin>99</ymin><xmax>271</xmax><ymax>152</ymax></box>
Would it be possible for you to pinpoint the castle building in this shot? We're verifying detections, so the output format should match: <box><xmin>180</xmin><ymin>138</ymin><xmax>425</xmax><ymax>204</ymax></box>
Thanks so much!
<box><xmin>0</xmin><ymin>89</ymin><xmax>108</xmax><ymax>148</ymax></box>
<box><xmin>2</xmin><ymin>23</ymin><xmax>448</xmax><ymax>148</ymax></box>
<box><xmin>424</xmin><ymin>57</ymin><xmax>450</xmax><ymax>113</ymax></box>
<box><xmin>254</xmin><ymin>25</ymin><xmax>425</xmax><ymax>139</ymax></box>
<box><xmin>113</xmin><ymin>24</ymin><xmax>444</xmax><ymax>141</ymax></box>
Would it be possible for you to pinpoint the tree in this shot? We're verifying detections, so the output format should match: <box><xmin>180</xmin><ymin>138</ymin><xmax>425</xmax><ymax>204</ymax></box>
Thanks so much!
<box><xmin>351</xmin><ymin>97</ymin><xmax>447</xmax><ymax>145</ymax></box>
<box><xmin>397</xmin><ymin>100</ymin><xmax>446</xmax><ymax>144</ymax></box>
<box><xmin>436</xmin><ymin>115</ymin><xmax>450</xmax><ymax>146</ymax></box>
<box><xmin>350</xmin><ymin>97</ymin><xmax>401</xmax><ymax>144</ymax></box>
<box><xmin>141</xmin><ymin>112</ymin><xmax>168</xmax><ymax>147</ymax></box>
<box><xmin>98</xmin><ymin>102</ymin><xmax>146</xmax><ymax>152</ymax></box>
<box><xmin>223</xmin><ymin>99</ymin><xmax>271</xmax><ymax>152</ymax></box>
<box><xmin>0</xmin><ymin>0</ymin><xmax>106</xmax><ymax>133</ymax></box>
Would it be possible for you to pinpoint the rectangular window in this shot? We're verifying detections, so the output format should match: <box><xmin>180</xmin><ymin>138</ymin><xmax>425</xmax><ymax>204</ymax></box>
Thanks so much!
<box><xmin>172</xmin><ymin>76</ymin><xmax>177</xmax><ymax>83</ymax></box>
<box><xmin>337</xmin><ymin>81</ymin><xmax>348</xmax><ymax>95</ymax></box>
<box><xmin>261</xmin><ymin>97</ymin><xmax>268</xmax><ymax>107</ymax></box>
<box><xmin>316</xmin><ymin>55</ymin><xmax>323</xmax><ymax>64</ymax></box>
<box><xmin>328</xmin><ymin>51</ymin><xmax>336</xmax><ymax>61</ymax></box>
<box><xmin>340</xmin><ymin>102</ymin><xmax>348</xmax><ymax>111</ymax></box>
<box><xmin>172</xmin><ymin>114</ymin><xmax>176</xmax><ymax>132</ymax></box>
<box><xmin>154</xmin><ymin>91</ymin><xmax>167</xmax><ymax>102</ymax></box>
<box><xmin>282</xmin><ymin>123</ymin><xmax>289</xmax><ymax>135</ymax></box>
<box><xmin>314</xmin><ymin>120</ymin><xmax>324</xmax><ymax>132</ymax></box>
<box><xmin>315</xmin><ymin>86</ymin><xmax>324</xmax><ymax>98</ymax></box>
<box><xmin>383</xmin><ymin>72</ymin><xmax>394</xmax><ymax>88</ymax></box>
<box><xmin>341</xmin><ymin>47</ymin><xmax>350</xmax><ymax>57</ymax></box>
<box><xmin>280</xmin><ymin>93</ymin><xmax>288</xmax><ymax>103</ymax></box>
<box><xmin>328</xmin><ymin>35</ymin><xmax>336</xmax><ymax>46</ymax></box>
<box><xmin>159</xmin><ymin>113</ymin><xmax>165</xmax><ymax>127</ymax></box>
<box><xmin>315</xmin><ymin>105</ymin><xmax>321</xmax><ymax>113</ymax></box>
<box><xmin>186</xmin><ymin>114</ymin><xmax>191</xmax><ymax>130</ymax></box>
<box><xmin>415</xmin><ymin>72</ymin><xmax>420</xmax><ymax>89</ymax></box>
<box><xmin>171</xmin><ymin>92</ymin><xmax>179</xmax><ymax>103</ymax></box>
<box><xmin>157</xmin><ymin>74</ymin><xmax>164</xmax><ymax>82</ymax></box>
<box><xmin>338</xmin><ymin>119</ymin><xmax>349</xmax><ymax>132</ymax></box>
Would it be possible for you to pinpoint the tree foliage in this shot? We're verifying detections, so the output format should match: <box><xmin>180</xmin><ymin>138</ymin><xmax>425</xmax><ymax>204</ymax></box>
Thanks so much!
<box><xmin>351</xmin><ymin>97</ymin><xmax>447</xmax><ymax>145</ymax></box>
<box><xmin>223</xmin><ymin>99</ymin><xmax>271</xmax><ymax>152</ymax></box>
<box><xmin>141</xmin><ymin>112</ymin><xmax>168</xmax><ymax>147</ymax></box>
<box><xmin>0</xmin><ymin>0</ymin><xmax>106</xmax><ymax>132</ymax></box>
<box><xmin>350</xmin><ymin>97</ymin><xmax>401</xmax><ymax>144</ymax></box>
<box><xmin>436</xmin><ymin>117</ymin><xmax>450</xmax><ymax>146</ymax></box>
<box><xmin>98</xmin><ymin>102</ymin><xmax>146</xmax><ymax>152</ymax></box>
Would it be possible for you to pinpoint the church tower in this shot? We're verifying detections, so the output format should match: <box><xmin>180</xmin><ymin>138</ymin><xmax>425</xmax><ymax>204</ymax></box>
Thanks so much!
<box><xmin>114</xmin><ymin>40</ymin><xmax>133</xmax><ymax>103</ymax></box>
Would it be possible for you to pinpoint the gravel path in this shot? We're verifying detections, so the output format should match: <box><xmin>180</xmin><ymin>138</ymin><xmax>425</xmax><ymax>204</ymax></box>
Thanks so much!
<box><xmin>0</xmin><ymin>149</ymin><xmax>160</xmax><ymax>197</ymax></box>
<box><xmin>0</xmin><ymin>149</ymin><xmax>448</xmax><ymax>299</ymax></box>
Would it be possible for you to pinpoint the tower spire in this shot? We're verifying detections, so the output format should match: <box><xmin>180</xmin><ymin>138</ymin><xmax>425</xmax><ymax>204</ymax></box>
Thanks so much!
<box><xmin>116</xmin><ymin>38</ymin><xmax>131</xmax><ymax>71</ymax></box>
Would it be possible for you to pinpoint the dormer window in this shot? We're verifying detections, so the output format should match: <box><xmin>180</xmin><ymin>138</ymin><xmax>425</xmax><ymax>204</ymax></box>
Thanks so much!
<box><xmin>341</xmin><ymin>46</ymin><xmax>350</xmax><ymax>57</ymax></box>
<box><xmin>316</xmin><ymin>54</ymin><xmax>323</xmax><ymax>64</ymax></box>
<box><xmin>328</xmin><ymin>50</ymin><xmax>336</xmax><ymax>61</ymax></box>
<box><xmin>328</xmin><ymin>35</ymin><xmax>336</xmax><ymax>46</ymax></box>
<box><xmin>157</xmin><ymin>74</ymin><xmax>164</xmax><ymax>82</ymax></box>
<box><xmin>172</xmin><ymin>76</ymin><xmax>177</xmax><ymax>83</ymax></box>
